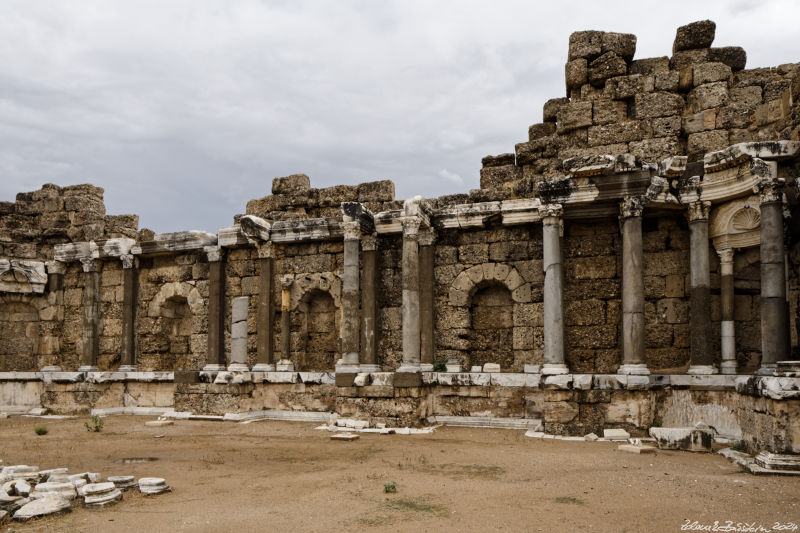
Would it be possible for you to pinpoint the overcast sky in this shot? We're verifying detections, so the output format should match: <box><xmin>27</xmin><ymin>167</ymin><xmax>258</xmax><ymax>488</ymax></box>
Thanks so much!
<box><xmin>1</xmin><ymin>1</ymin><xmax>798</xmax><ymax>233</ymax></box>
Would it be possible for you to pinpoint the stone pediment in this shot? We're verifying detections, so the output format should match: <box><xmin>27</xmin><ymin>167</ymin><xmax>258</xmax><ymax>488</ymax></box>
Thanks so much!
<box><xmin>0</xmin><ymin>259</ymin><xmax>47</xmax><ymax>294</ymax></box>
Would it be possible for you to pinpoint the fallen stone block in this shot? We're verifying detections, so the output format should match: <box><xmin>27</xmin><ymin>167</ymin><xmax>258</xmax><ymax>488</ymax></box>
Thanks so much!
<box><xmin>584</xmin><ymin>433</ymin><xmax>599</xmax><ymax>442</ymax></box>
<box><xmin>649</xmin><ymin>427</ymin><xmax>712</xmax><ymax>452</ymax></box>
<box><xmin>83</xmin><ymin>482</ymin><xmax>123</xmax><ymax>508</ymax></box>
<box><xmin>754</xmin><ymin>452</ymin><xmax>800</xmax><ymax>472</ymax></box>
<box><xmin>138</xmin><ymin>477</ymin><xmax>171</xmax><ymax>495</ymax></box>
<box><xmin>30</xmin><ymin>482</ymin><xmax>77</xmax><ymax>501</ymax></box>
<box><xmin>107</xmin><ymin>476</ymin><xmax>136</xmax><ymax>491</ymax></box>
<box><xmin>13</xmin><ymin>496</ymin><xmax>71</xmax><ymax>521</ymax></box>
<box><xmin>618</xmin><ymin>444</ymin><xmax>656</xmax><ymax>454</ymax></box>
<box><xmin>603</xmin><ymin>429</ymin><xmax>630</xmax><ymax>441</ymax></box>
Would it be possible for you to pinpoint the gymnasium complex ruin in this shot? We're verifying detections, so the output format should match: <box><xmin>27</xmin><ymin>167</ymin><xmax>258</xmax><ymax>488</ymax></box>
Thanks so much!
<box><xmin>2</xmin><ymin>20</ymin><xmax>800</xmax><ymax>457</ymax></box>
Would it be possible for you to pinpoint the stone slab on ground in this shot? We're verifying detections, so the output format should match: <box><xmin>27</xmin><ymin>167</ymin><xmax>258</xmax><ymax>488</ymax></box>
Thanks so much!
<box><xmin>754</xmin><ymin>452</ymin><xmax>800</xmax><ymax>471</ymax></box>
<box><xmin>618</xmin><ymin>444</ymin><xmax>657</xmax><ymax>454</ymax></box>
<box><xmin>144</xmin><ymin>420</ymin><xmax>173</xmax><ymax>427</ymax></box>
<box><xmin>330</xmin><ymin>432</ymin><xmax>359</xmax><ymax>441</ymax></box>
<box><xmin>603</xmin><ymin>429</ymin><xmax>630</xmax><ymax>441</ymax></box>
<box><xmin>84</xmin><ymin>488</ymin><xmax>122</xmax><ymax>507</ymax></box>
<box><xmin>138</xmin><ymin>478</ymin><xmax>171</xmax><ymax>495</ymax></box>
<box><xmin>108</xmin><ymin>476</ymin><xmax>136</xmax><ymax>491</ymax></box>
<box><xmin>13</xmin><ymin>496</ymin><xmax>71</xmax><ymax>521</ymax></box>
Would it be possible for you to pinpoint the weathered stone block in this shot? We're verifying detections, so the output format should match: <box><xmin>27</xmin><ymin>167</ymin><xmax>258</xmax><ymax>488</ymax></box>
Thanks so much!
<box><xmin>592</xmin><ymin>99</ymin><xmax>627</xmax><ymax>126</ymax></box>
<box><xmin>565</xmin><ymin>59</ymin><xmax>588</xmax><ymax>93</ymax></box>
<box><xmin>629</xmin><ymin>56</ymin><xmax>669</xmax><ymax>76</ymax></box>
<box><xmin>568</xmin><ymin>31</ymin><xmax>603</xmax><ymax>61</ymax></box>
<box><xmin>607</xmin><ymin>74</ymin><xmax>654</xmax><ymax>100</ymax></box>
<box><xmin>587</xmin><ymin>121</ymin><xmax>647</xmax><ymax>147</ymax></box>
<box><xmin>693</xmin><ymin>62</ymin><xmax>731</xmax><ymax>86</ymax></box>
<box><xmin>633</xmin><ymin>92</ymin><xmax>684</xmax><ymax>119</ymax></box>
<box><xmin>654</xmin><ymin>70</ymin><xmax>680</xmax><ymax>91</ymax></box>
<box><xmin>357</xmin><ymin>180</ymin><xmax>394</xmax><ymax>202</ymax></box>
<box><xmin>628</xmin><ymin>137</ymin><xmax>681</xmax><ymax>161</ymax></box>
<box><xmin>682</xmin><ymin>109</ymin><xmax>717</xmax><ymax>134</ymax></box>
<box><xmin>588</xmin><ymin>52</ymin><xmax>628</xmax><ymax>87</ymax></box>
<box><xmin>651</xmin><ymin>115</ymin><xmax>681</xmax><ymax>138</ymax></box>
<box><xmin>708</xmin><ymin>46</ymin><xmax>747</xmax><ymax>71</ymax></box>
<box><xmin>601</xmin><ymin>32</ymin><xmax>637</xmax><ymax>62</ymax></box>
<box><xmin>688</xmin><ymin>82</ymin><xmax>728</xmax><ymax>112</ymax></box>
<box><xmin>272</xmin><ymin>174</ymin><xmax>310</xmax><ymax>196</ymax></box>
<box><xmin>556</xmin><ymin>100</ymin><xmax>593</xmax><ymax>133</ymax></box>
<box><xmin>543</xmin><ymin>97</ymin><xmax>569</xmax><ymax>123</ymax></box>
<box><xmin>673</xmin><ymin>20</ymin><xmax>715</xmax><ymax>53</ymax></box>
<box><xmin>687</xmin><ymin>130</ymin><xmax>729</xmax><ymax>159</ymax></box>
<box><xmin>670</xmin><ymin>49</ymin><xmax>711</xmax><ymax>71</ymax></box>
<box><xmin>479</xmin><ymin>165</ymin><xmax>521</xmax><ymax>190</ymax></box>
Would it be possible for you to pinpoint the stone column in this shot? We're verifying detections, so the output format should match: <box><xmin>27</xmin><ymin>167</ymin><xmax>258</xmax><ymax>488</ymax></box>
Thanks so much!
<box><xmin>78</xmin><ymin>257</ymin><xmax>100</xmax><ymax>372</ymax></box>
<box><xmin>41</xmin><ymin>261</ymin><xmax>65</xmax><ymax>372</ymax></box>
<box><xmin>398</xmin><ymin>216</ymin><xmax>422</xmax><ymax>374</ymax></box>
<box><xmin>119</xmin><ymin>254</ymin><xmax>138</xmax><ymax>372</ymax></box>
<box><xmin>277</xmin><ymin>274</ymin><xmax>295</xmax><ymax>371</ymax></box>
<box><xmin>419</xmin><ymin>228</ymin><xmax>436</xmax><ymax>372</ymax></box>
<box><xmin>541</xmin><ymin>205</ymin><xmax>568</xmax><ymax>375</ymax></box>
<box><xmin>203</xmin><ymin>246</ymin><xmax>226</xmax><ymax>372</ymax></box>
<box><xmin>717</xmin><ymin>248</ymin><xmax>737</xmax><ymax>374</ymax></box>
<box><xmin>252</xmin><ymin>244</ymin><xmax>275</xmax><ymax>371</ymax></box>
<box><xmin>618</xmin><ymin>197</ymin><xmax>649</xmax><ymax>375</ymax></box>
<box><xmin>360</xmin><ymin>234</ymin><xmax>381</xmax><ymax>372</ymax></box>
<box><xmin>228</xmin><ymin>296</ymin><xmax>249</xmax><ymax>371</ymax></box>
<box><xmin>687</xmin><ymin>201</ymin><xmax>716</xmax><ymax>374</ymax></box>
<box><xmin>756</xmin><ymin>164</ymin><xmax>788</xmax><ymax>374</ymax></box>
<box><xmin>337</xmin><ymin>221</ymin><xmax>362</xmax><ymax>373</ymax></box>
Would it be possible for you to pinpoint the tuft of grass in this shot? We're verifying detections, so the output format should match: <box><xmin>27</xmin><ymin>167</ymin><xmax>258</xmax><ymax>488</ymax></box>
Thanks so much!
<box><xmin>384</xmin><ymin>497</ymin><xmax>448</xmax><ymax>517</ymax></box>
<box><xmin>383</xmin><ymin>482</ymin><xmax>397</xmax><ymax>493</ymax></box>
<box><xmin>731</xmin><ymin>441</ymin><xmax>748</xmax><ymax>453</ymax></box>
<box><xmin>651</xmin><ymin>419</ymin><xmax>663</xmax><ymax>428</ymax></box>
<box><xmin>555</xmin><ymin>496</ymin><xmax>584</xmax><ymax>505</ymax></box>
<box><xmin>85</xmin><ymin>414</ymin><xmax>104</xmax><ymax>432</ymax></box>
<box><xmin>432</xmin><ymin>358</ymin><xmax>447</xmax><ymax>372</ymax></box>
<box><xmin>34</xmin><ymin>425</ymin><xmax>49</xmax><ymax>435</ymax></box>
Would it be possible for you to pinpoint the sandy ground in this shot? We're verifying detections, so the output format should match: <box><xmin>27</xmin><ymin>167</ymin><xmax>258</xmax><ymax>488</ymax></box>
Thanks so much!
<box><xmin>0</xmin><ymin>415</ymin><xmax>798</xmax><ymax>532</ymax></box>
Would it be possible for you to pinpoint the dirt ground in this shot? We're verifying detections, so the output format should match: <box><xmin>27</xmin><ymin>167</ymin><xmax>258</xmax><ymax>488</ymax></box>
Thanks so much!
<box><xmin>1</xmin><ymin>415</ymin><xmax>798</xmax><ymax>532</ymax></box>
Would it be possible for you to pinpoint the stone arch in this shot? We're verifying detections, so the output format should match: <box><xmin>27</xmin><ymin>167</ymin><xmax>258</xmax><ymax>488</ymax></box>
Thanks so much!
<box><xmin>292</xmin><ymin>288</ymin><xmax>340</xmax><ymax>371</ymax></box>
<box><xmin>0</xmin><ymin>260</ymin><xmax>47</xmax><ymax>294</ymax></box>
<box><xmin>710</xmin><ymin>195</ymin><xmax>761</xmax><ymax>251</ymax></box>
<box><xmin>289</xmin><ymin>272</ymin><xmax>341</xmax><ymax>311</ymax></box>
<box><xmin>448</xmin><ymin>262</ymin><xmax>530</xmax><ymax>307</ymax></box>
<box><xmin>0</xmin><ymin>295</ymin><xmax>40</xmax><ymax>371</ymax></box>
<box><xmin>140</xmin><ymin>281</ymin><xmax>204</xmax><ymax>371</ymax></box>
<box><xmin>468</xmin><ymin>281</ymin><xmax>515</xmax><ymax>369</ymax></box>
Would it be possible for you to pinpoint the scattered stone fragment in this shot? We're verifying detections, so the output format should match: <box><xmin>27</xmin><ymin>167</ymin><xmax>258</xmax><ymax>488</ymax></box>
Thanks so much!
<box><xmin>330</xmin><ymin>432</ymin><xmax>360</xmax><ymax>441</ymax></box>
<box><xmin>584</xmin><ymin>433</ymin><xmax>599</xmax><ymax>441</ymax></box>
<box><xmin>618</xmin><ymin>444</ymin><xmax>657</xmax><ymax>454</ymax></box>
<box><xmin>39</xmin><ymin>468</ymin><xmax>68</xmax><ymax>480</ymax></box>
<box><xmin>144</xmin><ymin>420</ymin><xmax>173</xmax><ymax>427</ymax></box>
<box><xmin>603</xmin><ymin>429</ymin><xmax>630</xmax><ymax>441</ymax></box>
<box><xmin>137</xmin><ymin>478</ymin><xmax>171</xmax><ymax>495</ymax></box>
<box><xmin>107</xmin><ymin>476</ymin><xmax>136</xmax><ymax>492</ymax></box>
<box><xmin>82</xmin><ymin>483</ymin><xmax>122</xmax><ymax>508</ymax></box>
<box><xmin>30</xmin><ymin>482</ymin><xmax>77</xmax><ymax>501</ymax></box>
<box><xmin>754</xmin><ymin>452</ymin><xmax>800</xmax><ymax>472</ymax></box>
<box><xmin>12</xmin><ymin>496</ymin><xmax>71</xmax><ymax>521</ymax></box>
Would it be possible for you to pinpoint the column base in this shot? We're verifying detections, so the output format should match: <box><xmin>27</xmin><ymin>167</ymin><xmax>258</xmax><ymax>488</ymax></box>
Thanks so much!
<box><xmin>719</xmin><ymin>361</ymin><xmax>738</xmax><ymax>375</ymax></box>
<box><xmin>275</xmin><ymin>360</ymin><xmax>295</xmax><ymax>372</ymax></box>
<box><xmin>251</xmin><ymin>363</ymin><xmax>276</xmax><ymax>372</ymax></box>
<box><xmin>40</xmin><ymin>366</ymin><xmax>62</xmax><ymax>372</ymax></box>
<box><xmin>541</xmin><ymin>363</ymin><xmax>569</xmax><ymax>375</ymax></box>
<box><xmin>617</xmin><ymin>364</ymin><xmax>650</xmax><ymax>375</ymax></box>
<box><xmin>77</xmin><ymin>366</ymin><xmax>98</xmax><ymax>372</ymax></box>
<box><xmin>687</xmin><ymin>365</ymin><xmax>718</xmax><ymax>375</ymax></box>
<box><xmin>756</xmin><ymin>364</ymin><xmax>776</xmax><ymax>376</ymax></box>
<box><xmin>360</xmin><ymin>364</ymin><xmax>383</xmax><ymax>373</ymax></box>
<box><xmin>202</xmin><ymin>364</ymin><xmax>226</xmax><ymax>372</ymax></box>
<box><xmin>397</xmin><ymin>363</ymin><xmax>421</xmax><ymax>373</ymax></box>
<box><xmin>227</xmin><ymin>363</ymin><xmax>250</xmax><ymax>372</ymax></box>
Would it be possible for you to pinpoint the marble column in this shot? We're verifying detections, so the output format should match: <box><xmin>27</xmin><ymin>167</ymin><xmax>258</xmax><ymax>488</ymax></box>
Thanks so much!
<box><xmin>119</xmin><ymin>254</ymin><xmax>138</xmax><ymax>372</ymax></box>
<box><xmin>78</xmin><ymin>257</ymin><xmax>100</xmax><ymax>372</ymax></box>
<box><xmin>360</xmin><ymin>234</ymin><xmax>381</xmax><ymax>372</ymax></box>
<box><xmin>228</xmin><ymin>296</ymin><xmax>250</xmax><ymax>371</ymax></box>
<box><xmin>277</xmin><ymin>274</ymin><xmax>295</xmax><ymax>371</ymax></box>
<box><xmin>687</xmin><ymin>201</ymin><xmax>716</xmax><ymax>374</ymax></box>
<box><xmin>419</xmin><ymin>228</ymin><xmax>436</xmax><ymax>372</ymax></box>
<box><xmin>756</xmin><ymin>164</ymin><xmax>788</xmax><ymax>374</ymax></box>
<box><xmin>337</xmin><ymin>221</ymin><xmax>362</xmax><ymax>373</ymax></box>
<box><xmin>618</xmin><ymin>197</ymin><xmax>649</xmax><ymax>375</ymax></box>
<box><xmin>398</xmin><ymin>217</ymin><xmax>422</xmax><ymax>373</ymax></box>
<box><xmin>203</xmin><ymin>246</ymin><xmax>226</xmax><ymax>372</ymax></box>
<box><xmin>41</xmin><ymin>261</ymin><xmax>65</xmax><ymax>372</ymax></box>
<box><xmin>718</xmin><ymin>248</ymin><xmax>737</xmax><ymax>374</ymax></box>
<box><xmin>252</xmin><ymin>244</ymin><xmax>275</xmax><ymax>371</ymax></box>
<box><xmin>541</xmin><ymin>205</ymin><xmax>568</xmax><ymax>375</ymax></box>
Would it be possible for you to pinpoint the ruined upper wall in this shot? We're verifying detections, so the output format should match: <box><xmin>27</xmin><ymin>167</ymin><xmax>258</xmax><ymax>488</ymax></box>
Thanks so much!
<box><xmin>0</xmin><ymin>183</ymin><xmax>139</xmax><ymax>261</ymax></box>
<box><xmin>481</xmin><ymin>20</ymin><xmax>800</xmax><ymax>199</ymax></box>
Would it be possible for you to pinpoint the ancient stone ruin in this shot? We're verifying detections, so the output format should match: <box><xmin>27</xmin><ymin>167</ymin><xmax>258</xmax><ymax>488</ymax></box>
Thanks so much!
<box><xmin>1</xmin><ymin>21</ymin><xmax>799</xmax><ymax>454</ymax></box>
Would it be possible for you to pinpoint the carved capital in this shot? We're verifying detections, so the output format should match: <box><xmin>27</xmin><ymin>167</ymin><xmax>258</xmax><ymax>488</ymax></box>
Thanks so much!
<box><xmin>539</xmin><ymin>203</ymin><xmax>563</xmax><ymax>221</ymax></box>
<box><xmin>120</xmin><ymin>254</ymin><xmax>135</xmax><ymax>269</ymax></box>
<box><xmin>418</xmin><ymin>227</ymin><xmax>436</xmax><ymax>247</ymax></box>
<box><xmin>45</xmin><ymin>261</ymin><xmax>66</xmax><ymax>276</ymax></box>
<box><xmin>80</xmin><ymin>257</ymin><xmax>97</xmax><ymax>273</ymax></box>
<box><xmin>204</xmin><ymin>245</ymin><xmax>223</xmax><ymax>262</ymax></box>
<box><xmin>279</xmin><ymin>274</ymin><xmax>294</xmax><ymax>289</ymax></box>
<box><xmin>619</xmin><ymin>196</ymin><xmax>645</xmax><ymax>219</ymax></box>
<box><xmin>717</xmin><ymin>248</ymin><xmax>734</xmax><ymax>264</ymax></box>
<box><xmin>257</xmin><ymin>242</ymin><xmax>273</xmax><ymax>259</ymax></box>
<box><xmin>361</xmin><ymin>233</ymin><xmax>378</xmax><ymax>251</ymax></box>
<box><xmin>342</xmin><ymin>220</ymin><xmax>361</xmax><ymax>242</ymax></box>
<box><xmin>401</xmin><ymin>217</ymin><xmax>422</xmax><ymax>238</ymax></box>
<box><xmin>687</xmin><ymin>201</ymin><xmax>711</xmax><ymax>222</ymax></box>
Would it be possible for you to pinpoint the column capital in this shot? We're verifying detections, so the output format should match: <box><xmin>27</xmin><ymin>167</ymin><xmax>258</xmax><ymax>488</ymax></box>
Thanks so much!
<box><xmin>256</xmin><ymin>242</ymin><xmax>274</xmax><ymax>259</ymax></box>
<box><xmin>418</xmin><ymin>227</ymin><xmax>436</xmax><ymax>247</ymax></box>
<box><xmin>45</xmin><ymin>260</ymin><xmax>66</xmax><ymax>275</ymax></box>
<box><xmin>717</xmin><ymin>247</ymin><xmax>734</xmax><ymax>264</ymax></box>
<box><xmin>361</xmin><ymin>233</ymin><xmax>378</xmax><ymax>251</ymax></box>
<box><xmin>687</xmin><ymin>200</ymin><xmax>711</xmax><ymax>222</ymax></box>
<box><xmin>279</xmin><ymin>274</ymin><xmax>294</xmax><ymax>289</ymax></box>
<box><xmin>539</xmin><ymin>203</ymin><xmax>563</xmax><ymax>221</ymax></box>
<box><xmin>752</xmin><ymin>158</ymin><xmax>784</xmax><ymax>204</ymax></box>
<box><xmin>342</xmin><ymin>220</ymin><xmax>362</xmax><ymax>242</ymax></box>
<box><xmin>619</xmin><ymin>196</ymin><xmax>645</xmax><ymax>219</ymax></box>
<box><xmin>120</xmin><ymin>254</ymin><xmax>136</xmax><ymax>269</ymax></box>
<box><xmin>401</xmin><ymin>216</ymin><xmax>422</xmax><ymax>238</ymax></box>
<box><xmin>80</xmin><ymin>257</ymin><xmax>97</xmax><ymax>273</ymax></box>
<box><xmin>205</xmin><ymin>245</ymin><xmax>224</xmax><ymax>262</ymax></box>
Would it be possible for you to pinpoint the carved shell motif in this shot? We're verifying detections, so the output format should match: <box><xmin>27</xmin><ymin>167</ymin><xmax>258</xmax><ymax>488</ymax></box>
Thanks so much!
<box><xmin>731</xmin><ymin>206</ymin><xmax>760</xmax><ymax>232</ymax></box>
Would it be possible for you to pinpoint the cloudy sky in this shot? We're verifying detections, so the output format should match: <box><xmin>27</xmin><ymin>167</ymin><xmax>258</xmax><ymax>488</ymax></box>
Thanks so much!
<box><xmin>1</xmin><ymin>1</ymin><xmax>798</xmax><ymax>233</ymax></box>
